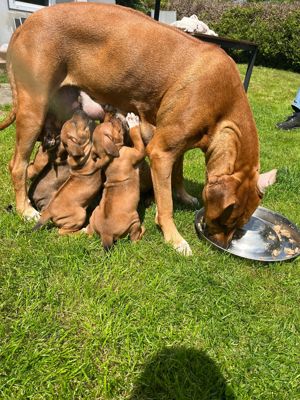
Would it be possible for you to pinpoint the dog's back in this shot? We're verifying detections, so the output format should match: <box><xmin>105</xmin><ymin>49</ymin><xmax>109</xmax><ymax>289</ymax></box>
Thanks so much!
<box><xmin>9</xmin><ymin>3</ymin><xmax>223</xmax><ymax>120</ymax></box>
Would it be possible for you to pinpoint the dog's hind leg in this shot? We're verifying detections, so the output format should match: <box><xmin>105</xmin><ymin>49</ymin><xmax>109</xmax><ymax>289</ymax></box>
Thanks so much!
<box><xmin>172</xmin><ymin>155</ymin><xmax>199</xmax><ymax>208</ymax></box>
<box><xmin>9</xmin><ymin>92</ymin><xmax>48</xmax><ymax>220</ymax></box>
<box><xmin>129</xmin><ymin>221</ymin><xmax>145</xmax><ymax>242</ymax></box>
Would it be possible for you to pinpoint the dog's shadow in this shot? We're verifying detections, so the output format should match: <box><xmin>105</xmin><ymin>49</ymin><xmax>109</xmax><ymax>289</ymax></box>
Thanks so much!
<box><xmin>138</xmin><ymin>179</ymin><xmax>204</xmax><ymax>222</ymax></box>
<box><xmin>129</xmin><ymin>346</ymin><xmax>235</xmax><ymax>400</ymax></box>
<box><xmin>174</xmin><ymin>178</ymin><xmax>204</xmax><ymax>211</ymax></box>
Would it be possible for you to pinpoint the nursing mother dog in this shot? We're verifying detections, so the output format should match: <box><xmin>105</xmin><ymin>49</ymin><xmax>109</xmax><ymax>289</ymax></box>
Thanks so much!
<box><xmin>0</xmin><ymin>3</ymin><xmax>271</xmax><ymax>255</ymax></box>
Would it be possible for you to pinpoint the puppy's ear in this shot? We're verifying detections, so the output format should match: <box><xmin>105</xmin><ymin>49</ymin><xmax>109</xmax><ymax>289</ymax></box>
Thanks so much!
<box><xmin>203</xmin><ymin>175</ymin><xmax>238</xmax><ymax>221</ymax></box>
<box><xmin>103</xmin><ymin>133</ymin><xmax>119</xmax><ymax>158</ymax></box>
<box><xmin>60</xmin><ymin>120</ymin><xmax>73</xmax><ymax>145</ymax></box>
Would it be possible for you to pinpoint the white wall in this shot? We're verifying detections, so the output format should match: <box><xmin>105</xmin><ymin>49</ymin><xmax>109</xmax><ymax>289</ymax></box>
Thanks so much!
<box><xmin>1</xmin><ymin>3</ymin><xmax>14</xmax><ymax>45</ymax></box>
<box><xmin>88</xmin><ymin>0</ymin><xmax>116</xmax><ymax>3</ymax></box>
<box><xmin>151</xmin><ymin>10</ymin><xmax>177</xmax><ymax>25</ymax></box>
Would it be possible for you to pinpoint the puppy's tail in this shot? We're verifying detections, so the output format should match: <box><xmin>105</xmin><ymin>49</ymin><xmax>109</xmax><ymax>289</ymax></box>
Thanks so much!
<box><xmin>32</xmin><ymin>210</ymin><xmax>51</xmax><ymax>231</ymax></box>
<box><xmin>0</xmin><ymin>108</ymin><xmax>16</xmax><ymax>130</ymax></box>
<box><xmin>0</xmin><ymin>60</ymin><xmax>16</xmax><ymax>130</ymax></box>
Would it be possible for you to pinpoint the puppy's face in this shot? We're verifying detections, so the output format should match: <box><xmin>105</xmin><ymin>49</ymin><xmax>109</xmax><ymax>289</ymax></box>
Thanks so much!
<box><xmin>42</xmin><ymin>114</ymin><xmax>62</xmax><ymax>151</ymax></box>
<box><xmin>203</xmin><ymin>173</ymin><xmax>261</xmax><ymax>247</ymax></box>
<box><xmin>61</xmin><ymin>111</ymin><xmax>94</xmax><ymax>162</ymax></box>
<box><xmin>92</xmin><ymin>121</ymin><xmax>123</xmax><ymax>160</ymax></box>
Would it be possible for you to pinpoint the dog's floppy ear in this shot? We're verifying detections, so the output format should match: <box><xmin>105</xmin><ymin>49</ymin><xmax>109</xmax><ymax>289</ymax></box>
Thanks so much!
<box><xmin>103</xmin><ymin>133</ymin><xmax>119</xmax><ymax>157</ymax></box>
<box><xmin>203</xmin><ymin>175</ymin><xmax>238</xmax><ymax>222</ymax></box>
<box><xmin>257</xmin><ymin>169</ymin><xmax>277</xmax><ymax>194</ymax></box>
<box><xmin>205</xmin><ymin>124</ymin><xmax>240</xmax><ymax>177</ymax></box>
<box><xmin>204</xmin><ymin>123</ymin><xmax>241</xmax><ymax>221</ymax></box>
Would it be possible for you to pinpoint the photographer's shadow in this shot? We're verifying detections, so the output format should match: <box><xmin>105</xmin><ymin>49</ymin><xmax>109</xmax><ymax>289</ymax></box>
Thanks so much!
<box><xmin>129</xmin><ymin>346</ymin><xmax>235</xmax><ymax>400</ymax></box>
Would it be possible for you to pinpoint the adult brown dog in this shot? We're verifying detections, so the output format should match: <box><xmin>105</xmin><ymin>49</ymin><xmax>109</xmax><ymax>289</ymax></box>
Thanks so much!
<box><xmin>0</xmin><ymin>3</ymin><xmax>271</xmax><ymax>254</ymax></box>
<box><xmin>86</xmin><ymin>113</ymin><xmax>146</xmax><ymax>250</ymax></box>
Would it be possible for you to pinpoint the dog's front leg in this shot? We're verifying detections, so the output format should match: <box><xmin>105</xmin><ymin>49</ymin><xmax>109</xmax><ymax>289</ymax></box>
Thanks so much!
<box><xmin>147</xmin><ymin>138</ymin><xmax>192</xmax><ymax>256</ymax></box>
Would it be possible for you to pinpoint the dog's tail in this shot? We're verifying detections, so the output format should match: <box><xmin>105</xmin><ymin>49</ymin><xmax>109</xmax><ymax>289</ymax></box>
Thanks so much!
<box><xmin>32</xmin><ymin>210</ymin><xmax>51</xmax><ymax>231</ymax></box>
<box><xmin>0</xmin><ymin>108</ymin><xmax>16</xmax><ymax>130</ymax></box>
<box><xmin>0</xmin><ymin>59</ymin><xmax>17</xmax><ymax>130</ymax></box>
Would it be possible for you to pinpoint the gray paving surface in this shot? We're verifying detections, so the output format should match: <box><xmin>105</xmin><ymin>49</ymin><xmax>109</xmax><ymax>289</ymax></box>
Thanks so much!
<box><xmin>0</xmin><ymin>83</ymin><xmax>12</xmax><ymax>105</ymax></box>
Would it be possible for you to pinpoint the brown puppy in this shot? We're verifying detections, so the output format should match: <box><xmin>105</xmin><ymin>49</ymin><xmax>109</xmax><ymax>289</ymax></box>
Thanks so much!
<box><xmin>34</xmin><ymin>110</ymin><xmax>116</xmax><ymax>234</ymax></box>
<box><xmin>27</xmin><ymin>114</ymin><xmax>64</xmax><ymax>181</ymax></box>
<box><xmin>27</xmin><ymin>88</ymin><xmax>105</xmax><ymax>180</ymax></box>
<box><xmin>28</xmin><ymin>91</ymin><xmax>106</xmax><ymax>211</ymax></box>
<box><xmin>28</xmin><ymin>141</ymin><xmax>69</xmax><ymax>212</ymax></box>
<box><xmin>86</xmin><ymin>113</ymin><xmax>145</xmax><ymax>250</ymax></box>
<box><xmin>1</xmin><ymin>3</ymin><xmax>272</xmax><ymax>254</ymax></box>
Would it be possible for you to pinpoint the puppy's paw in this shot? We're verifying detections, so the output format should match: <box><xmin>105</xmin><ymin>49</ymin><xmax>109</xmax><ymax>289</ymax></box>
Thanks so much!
<box><xmin>174</xmin><ymin>239</ymin><xmax>193</xmax><ymax>256</ymax></box>
<box><xmin>23</xmin><ymin>206</ymin><xmax>40</xmax><ymax>222</ymax></box>
<box><xmin>126</xmin><ymin>112</ymin><xmax>139</xmax><ymax>128</ymax></box>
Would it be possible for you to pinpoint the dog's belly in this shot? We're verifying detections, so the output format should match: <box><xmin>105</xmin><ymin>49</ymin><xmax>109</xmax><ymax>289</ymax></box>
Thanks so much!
<box><xmin>62</xmin><ymin>68</ymin><xmax>161</xmax><ymax>125</ymax></box>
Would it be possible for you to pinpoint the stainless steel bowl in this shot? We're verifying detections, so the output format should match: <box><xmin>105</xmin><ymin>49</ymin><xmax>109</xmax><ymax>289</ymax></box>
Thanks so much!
<box><xmin>195</xmin><ymin>206</ymin><xmax>300</xmax><ymax>262</ymax></box>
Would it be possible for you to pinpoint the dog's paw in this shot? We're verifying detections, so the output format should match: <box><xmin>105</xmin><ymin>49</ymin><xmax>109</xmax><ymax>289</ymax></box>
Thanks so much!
<box><xmin>126</xmin><ymin>112</ymin><xmax>139</xmax><ymax>128</ymax></box>
<box><xmin>23</xmin><ymin>206</ymin><xmax>40</xmax><ymax>222</ymax></box>
<box><xmin>174</xmin><ymin>191</ymin><xmax>199</xmax><ymax>208</ymax></box>
<box><xmin>174</xmin><ymin>239</ymin><xmax>193</xmax><ymax>256</ymax></box>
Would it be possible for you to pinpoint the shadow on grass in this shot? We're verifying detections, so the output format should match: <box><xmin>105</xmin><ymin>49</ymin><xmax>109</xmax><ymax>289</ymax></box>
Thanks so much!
<box><xmin>173</xmin><ymin>179</ymin><xmax>205</xmax><ymax>211</ymax></box>
<box><xmin>138</xmin><ymin>178</ymin><xmax>205</xmax><ymax>222</ymax></box>
<box><xmin>129</xmin><ymin>346</ymin><xmax>235</xmax><ymax>400</ymax></box>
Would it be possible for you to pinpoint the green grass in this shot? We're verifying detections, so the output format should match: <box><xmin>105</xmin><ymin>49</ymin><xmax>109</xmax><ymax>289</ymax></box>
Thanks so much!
<box><xmin>0</xmin><ymin>71</ymin><xmax>8</xmax><ymax>84</ymax></box>
<box><xmin>0</xmin><ymin>65</ymin><xmax>299</xmax><ymax>399</ymax></box>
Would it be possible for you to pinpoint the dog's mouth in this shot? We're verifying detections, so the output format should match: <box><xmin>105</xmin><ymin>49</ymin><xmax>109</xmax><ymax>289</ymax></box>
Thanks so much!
<box><xmin>203</xmin><ymin>220</ymin><xmax>235</xmax><ymax>249</ymax></box>
<box><xmin>209</xmin><ymin>231</ymin><xmax>235</xmax><ymax>249</ymax></box>
<box><xmin>72</xmin><ymin>154</ymin><xmax>87</xmax><ymax>165</ymax></box>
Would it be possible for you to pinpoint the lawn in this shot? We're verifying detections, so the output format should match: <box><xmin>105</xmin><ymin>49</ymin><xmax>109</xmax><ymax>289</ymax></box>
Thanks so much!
<box><xmin>0</xmin><ymin>65</ymin><xmax>299</xmax><ymax>399</ymax></box>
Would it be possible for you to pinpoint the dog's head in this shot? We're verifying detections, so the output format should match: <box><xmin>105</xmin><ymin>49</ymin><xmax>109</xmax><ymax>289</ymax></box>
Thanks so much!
<box><xmin>203</xmin><ymin>170</ymin><xmax>277</xmax><ymax>247</ymax></box>
<box><xmin>91</xmin><ymin>114</ymin><xmax>127</xmax><ymax>161</ymax></box>
<box><xmin>203</xmin><ymin>173</ymin><xmax>260</xmax><ymax>247</ymax></box>
<box><xmin>91</xmin><ymin>121</ymin><xmax>123</xmax><ymax>161</ymax></box>
<box><xmin>61</xmin><ymin>110</ymin><xmax>94</xmax><ymax>164</ymax></box>
<box><xmin>202</xmin><ymin>122</ymin><xmax>276</xmax><ymax>247</ymax></box>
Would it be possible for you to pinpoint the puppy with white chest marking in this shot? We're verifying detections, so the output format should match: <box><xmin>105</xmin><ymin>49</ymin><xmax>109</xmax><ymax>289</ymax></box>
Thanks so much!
<box><xmin>86</xmin><ymin>113</ymin><xmax>146</xmax><ymax>250</ymax></box>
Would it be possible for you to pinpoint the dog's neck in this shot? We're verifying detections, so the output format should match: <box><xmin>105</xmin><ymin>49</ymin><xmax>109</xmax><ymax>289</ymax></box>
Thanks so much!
<box><xmin>205</xmin><ymin>120</ymin><xmax>259</xmax><ymax>184</ymax></box>
<box><xmin>205</xmin><ymin>122</ymin><xmax>241</xmax><ymax>178</ymax></box>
